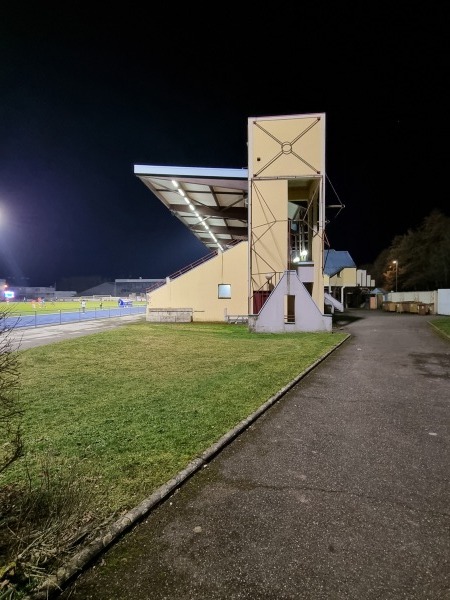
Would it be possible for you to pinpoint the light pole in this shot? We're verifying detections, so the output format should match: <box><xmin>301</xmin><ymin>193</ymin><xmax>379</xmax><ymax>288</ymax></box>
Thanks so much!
<box><xmin>393</xmin><ymin>260</ymin><xmax>398</xmax><ymax>292</ymax></box>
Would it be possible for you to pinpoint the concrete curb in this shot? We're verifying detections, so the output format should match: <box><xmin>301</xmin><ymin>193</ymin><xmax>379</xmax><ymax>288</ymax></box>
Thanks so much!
<box><xmin>29</xmin><ymin>333</ymin><xmax>351</xmax><ymax>599</ymax></box>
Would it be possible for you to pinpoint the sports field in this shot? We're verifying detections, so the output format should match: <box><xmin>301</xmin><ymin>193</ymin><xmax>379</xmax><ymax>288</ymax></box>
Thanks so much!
<box><xmin>1</xmin><ymin>298</ymin><xmax>146</xmax><ymax>316</ymax></box>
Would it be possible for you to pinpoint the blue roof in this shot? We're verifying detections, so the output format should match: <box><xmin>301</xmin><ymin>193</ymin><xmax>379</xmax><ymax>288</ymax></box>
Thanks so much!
<box><xmin>323</xmin><ymin>250</ymin><xmax>356</xmax><ymax>277</ymax></box>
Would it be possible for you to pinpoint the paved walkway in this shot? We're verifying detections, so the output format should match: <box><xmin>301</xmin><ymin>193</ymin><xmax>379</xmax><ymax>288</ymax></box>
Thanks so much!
<box><xmin>8</xmin><ymin>313</ymin><xmax>145</xmax><ymax>351</ymax></box>
<box><xmin>51</xmin><ymin>311</ymin><xmax>450</xmax><ymax>598</ymax></box>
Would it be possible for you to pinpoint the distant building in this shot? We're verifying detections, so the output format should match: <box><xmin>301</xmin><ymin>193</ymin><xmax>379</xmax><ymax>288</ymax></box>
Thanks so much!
<box><xmin>323</xmin><ymin>250</ymin><xmax>375</xmax><ymax>309</ymax></box>
<box><xmin>79</xmin><ymin>279</ymin><xmax>165</xmax><ymax>298</ymax></box>
<box><xmin>0</xmin><ymin>285</ymin><xmax>63</xmax><ymax>301</ymax></box>
<box><xmin>113</xmin><ymin>279</ymin><xmax>165</xmax><ymax>297</ymax></box>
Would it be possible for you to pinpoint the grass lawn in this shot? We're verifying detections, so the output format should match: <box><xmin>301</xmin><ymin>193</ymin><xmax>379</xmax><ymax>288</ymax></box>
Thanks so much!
<box><xmin>430</xmin><ymin>316</ymin><xmax>450</xmax><ymax>338</ymax></box>
<box><xmin>2</xmin><ymin>315</ymin><xmax>448</xmax><ymax>595</ymax></box>
<box><xmin>5</xmin><ymin>322</ymin><xmax>348</xmax><ymax>520</ymax></box>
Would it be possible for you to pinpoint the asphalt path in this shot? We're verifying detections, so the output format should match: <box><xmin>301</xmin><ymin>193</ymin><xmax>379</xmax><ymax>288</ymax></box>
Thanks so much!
<box><xmin>7</xmin><ymin>313</ymin><xmax>146</xmax><ymax>351</ymax></box>
<box><xmin>52</xmin><ymin>309</ymin><xmax>450</xmax><ymax>600</ymax></box>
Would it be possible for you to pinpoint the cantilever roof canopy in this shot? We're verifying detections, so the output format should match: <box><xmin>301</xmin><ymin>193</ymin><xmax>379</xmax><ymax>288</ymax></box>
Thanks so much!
<box><xmin>134</xmin><ymin>165</ymin><xmax>249</xmax><ymax>252</ymax></box>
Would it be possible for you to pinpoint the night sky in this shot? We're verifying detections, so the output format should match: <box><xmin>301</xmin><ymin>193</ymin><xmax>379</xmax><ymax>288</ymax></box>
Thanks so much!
<box><xmin>1</xmin><ymin>5</ymin><xmax>448</xmax><ymax>287</ymax></box>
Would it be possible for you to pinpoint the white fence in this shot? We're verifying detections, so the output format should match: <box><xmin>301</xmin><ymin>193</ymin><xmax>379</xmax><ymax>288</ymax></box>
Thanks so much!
<box><xmin>437</xmin><ymin>289</ymin><xmax>450</xmax><ymax>315</ymax></box>
<box><xmin>385</xmin><ymin>289</ymin><xmax>450</xmax><ymax>315</ymax></box>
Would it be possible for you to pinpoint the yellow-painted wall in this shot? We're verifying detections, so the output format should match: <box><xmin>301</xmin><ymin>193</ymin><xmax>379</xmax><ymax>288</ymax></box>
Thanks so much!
<box><xmin>248</xmin><ymin>115</ymin><xmax>325</xmax><ymax>178</ymax></box>
<box><xmin>147</xmin><ymin>242</ymin><xmax>248</xmax><ymax>322</ymax></box>
<box><xmin>311</xmin><ymin>229</ymin><xmax>325</xmax><ymax>308</ymax></box>
<box><xmin>248</xmin><ymin>114</ymin><xmax>326</xmax><ymax>315</ymax></box>
<box><xmin>250</xmin><ymin>179</ymin><xmax>288</xmax><ymax>291</ymax></box>
<box><xmin>329</xmin><ymin>267</ymin><xmax>357</xmax><ymax>287</ymax></box>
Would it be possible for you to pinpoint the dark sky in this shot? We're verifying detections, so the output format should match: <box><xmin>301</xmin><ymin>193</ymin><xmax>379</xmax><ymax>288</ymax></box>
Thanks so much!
<box><xmin>1</xmin><ymin>5</ymin><xmax>448</xmax><ymax>286</ymax></box>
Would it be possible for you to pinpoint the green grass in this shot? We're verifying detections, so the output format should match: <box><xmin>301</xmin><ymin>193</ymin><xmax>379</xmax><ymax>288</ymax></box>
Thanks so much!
<box><xmin>4</xmin><ymin>322</ymin><xmax>348</xmax><ymax>518</ymax></box>
<box><xmin>3</xmin><ymin>315</ymin><xmax>447</xmax><ymax>595</ymax></box>
<box><xmin>1</xmin><ymin>299</ymin><xmax>146</xmax><ymax>315</ymax></box>
<box><xmin>430</xmin><ymin>316</ymin><xmax>450</xmax><ymax>338</ymax></box>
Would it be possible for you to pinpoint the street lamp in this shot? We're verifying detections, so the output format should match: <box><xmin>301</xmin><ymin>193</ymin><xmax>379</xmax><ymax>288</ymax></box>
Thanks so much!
<box><xmin>392</xmin><ymin>260</ymin><xmax>398</xmax><ymax>292</ymax></box>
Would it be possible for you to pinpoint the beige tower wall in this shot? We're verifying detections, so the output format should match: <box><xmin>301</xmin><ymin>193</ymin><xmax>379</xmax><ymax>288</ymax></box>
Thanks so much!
<box><xmin>248</xmin><ymin>115</ymin><xmax>325</xmax><ymax>179</ymax></box>
<box><xmin>250</xmin><ymin>179</ymin><xmax>289</xmax><ymax>290</ymax></box>
<box><xmin>248</xmin><ymin>114</ymin><xmax>326</xmax><ymax>315</ymax></box>
<box><xmin>146</xmin><ymin>241</ymin><xmax>248</xmax><ymax>322</ymax></box>
<box><xmin>311</xmin><ymin>227</ymin><xmax>325</xmax><ymax>308</ymax></box>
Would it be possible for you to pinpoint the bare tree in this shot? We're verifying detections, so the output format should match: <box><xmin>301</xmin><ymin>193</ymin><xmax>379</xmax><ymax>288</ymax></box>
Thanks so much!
<box><xmin>0</xmin><ymin>308</ymin><xmax>23</xmax><ymax>474</ymax></box>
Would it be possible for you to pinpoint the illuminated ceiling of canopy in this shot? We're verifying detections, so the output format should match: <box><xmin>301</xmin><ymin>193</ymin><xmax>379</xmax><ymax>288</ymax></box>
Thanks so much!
<box><xmin>134</xmin><ymin>165</ymin><xmax>249</xmax><ymax>253</ymax></box>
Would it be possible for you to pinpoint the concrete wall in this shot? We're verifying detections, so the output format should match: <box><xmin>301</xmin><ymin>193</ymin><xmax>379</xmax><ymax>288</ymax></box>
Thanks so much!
<box><xmin>356</xmin><ymin>270</ymin><xmax>368</xmax><ymax>286</ymax></box>
<box><xmin>147</xmin><ymin>308</ymin><xmax>193</xmax><ymax>322</ymax></box>
<box><xmin>146</xmin><ymin>242</ymin><xmax>248</xmax><ymax>322</ymax></box>
<box><xmin>386</xmin><ymin>290</ymin><xmax>437</xmax><ymax>306</ymax></box>
<box><xmin>249</xmin><ymin>271</ymin><xmax>332</xmax><ymax>333</ymax></box>
<box><xmin>384</xmin><ymin>290</ymin><xmax>450</xmax><ymax>315</ymax></box>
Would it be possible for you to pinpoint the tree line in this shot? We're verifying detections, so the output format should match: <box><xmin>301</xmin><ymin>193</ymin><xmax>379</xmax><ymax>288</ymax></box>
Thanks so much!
<box><xmin>366</xmin><ymin>209</ymin><xmax>450</xmax><ymax>291</ymax></box>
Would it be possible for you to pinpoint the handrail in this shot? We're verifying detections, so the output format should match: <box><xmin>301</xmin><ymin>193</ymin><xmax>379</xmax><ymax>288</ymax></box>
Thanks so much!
<box><xmin>146</xmin><ymin>240</ymin><xmax>243</xmax><ymax>294</ymax></box>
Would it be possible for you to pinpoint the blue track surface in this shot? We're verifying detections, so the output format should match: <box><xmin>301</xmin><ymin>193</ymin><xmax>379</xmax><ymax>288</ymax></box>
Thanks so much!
<box><xmin>1</xmin><ymin>306</ymin><xmax>146</xmax><ymax>330</ymax></box>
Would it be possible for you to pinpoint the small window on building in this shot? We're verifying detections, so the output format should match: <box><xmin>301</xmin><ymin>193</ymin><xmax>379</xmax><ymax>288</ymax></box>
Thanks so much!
<box><xmin>218</xmin><ymin>284</ymin><xmax>231</xmax><ymax>299</ymax></box>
